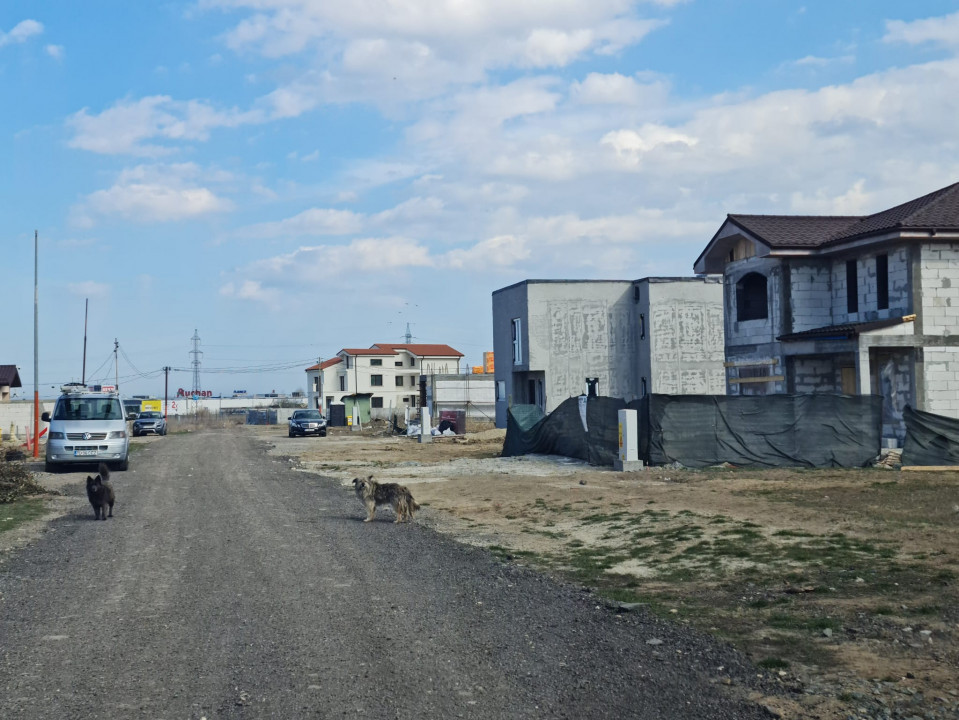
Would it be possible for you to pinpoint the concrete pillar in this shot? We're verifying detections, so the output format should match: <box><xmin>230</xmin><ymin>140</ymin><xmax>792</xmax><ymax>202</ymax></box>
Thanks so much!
<box><xmin>419</xmin><ymin>406</ymin><xmax>432</xmax><ymax>444</ymax></box>
<box><xmin>613</xmin><ymin>408</ymin><xmax>644</xmax><ymax>472</ymax></box>
<box><xmin>855</xmin><ymin>344</ymin><xmax>871</xmax><ymax>395</ymax></box>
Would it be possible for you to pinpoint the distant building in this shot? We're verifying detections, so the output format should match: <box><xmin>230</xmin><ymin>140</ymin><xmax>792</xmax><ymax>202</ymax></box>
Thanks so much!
<box><xmin>306</xmin><ymin>343</ymin><xmax>464</xmax><ymax>417</ymax></box>
<box><xmin>0</xmin><ymin>365</ymin><xmax>22</xmax><ymax>403</ymax></box>
<box><xmin>491</xmin><ymin>278</ymin><xmax>725</xmax><ymax>427</ymax></box>
<box><xmin>694</xmin><ymin>180</ymin><xmax>959</xmax><ymax>445</ymax></box>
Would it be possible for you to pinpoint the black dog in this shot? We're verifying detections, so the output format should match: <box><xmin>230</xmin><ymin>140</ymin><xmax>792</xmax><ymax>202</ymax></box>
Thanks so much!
<box><xmin>85</xmin><ymin>463</ymin><xmax>115</xmax><ymax>521</ymax></box>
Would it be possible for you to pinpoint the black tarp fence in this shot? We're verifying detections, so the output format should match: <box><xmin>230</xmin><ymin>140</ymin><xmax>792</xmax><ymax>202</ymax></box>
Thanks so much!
<box><xmin>503</xmin><ymin>393</ymin><xmax>883</xmax><ymax>469</ymax></box>
<box><xmin>902</xmin><ymin>405</ymin><xmax>959</xmax><ymax>466</ymax></box>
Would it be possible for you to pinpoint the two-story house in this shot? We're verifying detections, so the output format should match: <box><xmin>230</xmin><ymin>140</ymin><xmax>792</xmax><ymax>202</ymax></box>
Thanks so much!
<box><xmin>491</xmin><ymin>277</ymin><xmax>725</xmax><ymax>427</ymax></box>
<box><xmin>306</xmin><ymin>343</ymin><xmax>463</xmax><ymax>418</ymax></box>
<box><xmin>694</xmin><ymin>181</ymin><xmax>959</xmax><ymax>444</ymax></box>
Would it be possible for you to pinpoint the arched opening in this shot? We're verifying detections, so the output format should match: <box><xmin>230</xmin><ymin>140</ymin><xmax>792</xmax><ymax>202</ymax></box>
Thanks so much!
<box><xmin>736</xmin><ymin>272</ymin><xmax>768</xmax><ymax>322</ymax></box>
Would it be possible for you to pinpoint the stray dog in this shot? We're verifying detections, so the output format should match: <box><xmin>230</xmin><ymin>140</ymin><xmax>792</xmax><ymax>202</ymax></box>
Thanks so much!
<box><xmin>85</xmin><ymin>463</ymin><xmax>115</xmax><ymax>521</ymax></box>
<box><xmin>352</xmin><ymin>475</ymin><xmax>419</xmax><ymax>523</ymax></box>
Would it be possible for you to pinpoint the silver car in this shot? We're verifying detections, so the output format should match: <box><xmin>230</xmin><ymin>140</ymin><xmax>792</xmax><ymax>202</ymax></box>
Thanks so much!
<box><xmin>133</xmin><ymin>411</ymin><xmax>167</xmax><ymax>437</ymax></box>
<box><xmin>42</xmin><ymin>388</ymin><xmax>130</xmax><ymax>472</ymax></box>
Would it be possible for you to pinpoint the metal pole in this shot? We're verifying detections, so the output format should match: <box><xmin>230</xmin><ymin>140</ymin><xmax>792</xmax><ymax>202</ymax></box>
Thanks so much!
<box><xmin>82</xmin><ymin>299</ymin><xmax>88</xmax><ymax>385</ymax></box>
<box><xmin>33</xmin><ymin>230</ymin><xmax>39</xmax><ymax>458</ymax></box>
<box><xmin>163</xmin><ymin>366</ymin><xmax>170</xmax><ymax>419</ymax></box>
<box><xmin>114</xmin><ymin>338</ymin><xmax>119</xmax><ymax>390</ymax></box>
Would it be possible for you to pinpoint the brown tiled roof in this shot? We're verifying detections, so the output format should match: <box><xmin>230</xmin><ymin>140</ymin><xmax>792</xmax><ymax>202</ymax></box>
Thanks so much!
<box><xmin>728</xmin><ymin>181</ymin><xmax>959</xmax><ymax>250</ymax></box>
<box><xmin>341</xmin><ymin>348</ymin><xmax>393</xmax><ymax>356</ymax></box>
<box><xmin>726</xmin><ymin>215</ymin><xmax>862</xmax><ymax>249</ymax></box>
<box><xmin>0</xmin><ymin>365</ymin><xmax>22</xmax><ymax>387</ymax></box>
<box><xmin>778</xmin><ymin>316</ymin><xmax>915</xmax><ymax>342</ymax></box>
<box><xmin>306</xmin><ymin>358</ymin><xmax>343</xmax><ymax>371</ymax></box>
<box><xmin>372</xmin><ymin>343</ymin><xmax>464</xmax><ymax>358</ymax></box>
<box><xmin>827</xmin><ymin>181</ymin><xmax>959</xmax><ymax>243</ymax></box>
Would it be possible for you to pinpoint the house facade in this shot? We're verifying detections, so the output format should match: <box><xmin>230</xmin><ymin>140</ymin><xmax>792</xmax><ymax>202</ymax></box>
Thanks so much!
<box><xmin>306</xmin><ymin>343</ymin><xmax>463</xmax><ymax>417</ymax></box>
<box><xmin>491</xmin><ymin>278</ymin><xmax>725</xmax><ymax>427</ymax></box>
<box><xmin>0</xmin><ymin>365</ymin><xmax>23</xmax><ymax>403</ymax></box>
<box><xmin>694</xmin><ymin>181</ymin><xmax>959</xmax><ymax>444</ymax></box>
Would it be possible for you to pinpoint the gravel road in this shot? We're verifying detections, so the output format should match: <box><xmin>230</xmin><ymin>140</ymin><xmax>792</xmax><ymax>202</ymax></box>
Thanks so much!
<box><xmin>0</xmin><ymin>430</ymin><xmax>778</xmax><ymax>719</ymax></box>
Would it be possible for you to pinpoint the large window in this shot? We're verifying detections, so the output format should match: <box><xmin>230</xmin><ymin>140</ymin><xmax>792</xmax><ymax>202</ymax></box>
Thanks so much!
<box><xmin>370</xmin><ymin>374</ymin><xmax>383</xmax><ymax>387</ymax></box>
<box><xmin>395</xmin><ymin>376</ymin><xmax>404</xmax><ymax>387</ymax></box>
<box><xmin>511</xmin><ymin>318</ymin><xmax>523</xmax><ymax>364</ymax></box>
<box><xmin>735</xmin><ymin>273</ymin><xmax>768</xmax><ymax>322</ymax></box>
<box><xmin>370</xmin><ymin>358</ymin><xmax>382</xmax><ymax>366</ymax></box>
<box><xmin>846</xmin><ymin>260</ymin><xmax>859</xmax><ymax>313</ymax></box>
<box><xmin>371</xmin><ymin>397</ymin><xmax>384</xmax><ymax>409</ymax></box>
<box><xmin>876</xmin><ymin>254</ymin><xmax>888</xmax><ymax>310</ymax></box>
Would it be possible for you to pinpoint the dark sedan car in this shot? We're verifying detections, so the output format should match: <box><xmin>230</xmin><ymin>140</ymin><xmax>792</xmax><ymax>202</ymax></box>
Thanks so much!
<box><xmin>132</xmin><ymin>411</ymin><xmax>167</xmax><ymax>437</ymax></box>
<box><xmin>288</xmin><ymin>409</ymin><xmax>327</xmax><ymax>437</ymax></box>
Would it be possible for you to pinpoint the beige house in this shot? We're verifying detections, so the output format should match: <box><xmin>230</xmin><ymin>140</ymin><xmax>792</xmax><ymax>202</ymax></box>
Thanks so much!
<box><xmin>306</xmin><ymin>343</ymin><xmax>463</xmax><ymax>415</ymax></box>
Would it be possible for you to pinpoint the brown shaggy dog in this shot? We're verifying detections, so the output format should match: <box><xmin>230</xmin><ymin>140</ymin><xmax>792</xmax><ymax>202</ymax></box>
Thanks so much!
<box><xmin>352</xmin><ymin>475</ymin><xmax>420</xmax><ymax>523</ymax></box>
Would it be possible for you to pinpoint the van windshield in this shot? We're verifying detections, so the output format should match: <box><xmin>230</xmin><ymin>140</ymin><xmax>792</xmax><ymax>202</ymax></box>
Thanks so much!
<box><xmin>54</xmin><ymin>397</ymin><xmax>124</xmax><ymax>421</ymax></box>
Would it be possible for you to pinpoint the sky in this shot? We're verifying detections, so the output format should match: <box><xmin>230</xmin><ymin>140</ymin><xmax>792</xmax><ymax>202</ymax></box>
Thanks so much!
<box><xmin>3</xmin><ymin>1</ymin><xmax>959</xmax><ymax>399</ymax></box>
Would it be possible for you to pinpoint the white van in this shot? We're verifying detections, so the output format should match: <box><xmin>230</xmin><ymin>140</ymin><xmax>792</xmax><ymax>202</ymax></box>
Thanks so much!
<box><xmin>42</xmin><ymin>385</ymin><xmax>130</xmax><ymax>472</ymax></box>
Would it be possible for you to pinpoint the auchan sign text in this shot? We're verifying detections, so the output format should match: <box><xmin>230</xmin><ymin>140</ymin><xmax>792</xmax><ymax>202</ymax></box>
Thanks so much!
<box><xmin>176</xmin><ymin>389</ymin><xmax>213</xmax><ymax>398</ymax></box>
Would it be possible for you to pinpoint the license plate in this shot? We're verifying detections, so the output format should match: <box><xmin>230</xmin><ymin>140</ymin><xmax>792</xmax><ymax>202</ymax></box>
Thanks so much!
<box><xmin>74</xmin><ymin>449</ymin><xmax>98</xmax><ymax>456</ymax></box>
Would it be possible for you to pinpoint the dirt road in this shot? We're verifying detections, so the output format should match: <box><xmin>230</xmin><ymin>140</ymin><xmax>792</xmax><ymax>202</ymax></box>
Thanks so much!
<box><xmin>0</xmin><ymin>429</ymin><xmax>774</xmax><ymax>719</ymax></box>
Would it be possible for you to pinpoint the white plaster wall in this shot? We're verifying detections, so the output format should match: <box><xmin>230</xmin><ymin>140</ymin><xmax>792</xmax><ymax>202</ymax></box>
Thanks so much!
<box><xmin>919</xmin><ymin>244</ymin><xmax>959</xmax><ymax>337</ymax></box>
<box><xmin>527</xmin><ymin>282</ymin><xmax>636</xmax><ymax>406</ymax></box>
<box><xmin>648</xmin><ymin>280</ymin><xmax>725</xmax><ymax>394</ymax></box>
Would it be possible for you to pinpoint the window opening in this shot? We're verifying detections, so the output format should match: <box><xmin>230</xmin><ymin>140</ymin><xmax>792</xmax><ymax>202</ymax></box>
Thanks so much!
<box><xmin>735</xmin><ymin>273</ymin><xmax>768</xmax><ymax>321</ymax></box>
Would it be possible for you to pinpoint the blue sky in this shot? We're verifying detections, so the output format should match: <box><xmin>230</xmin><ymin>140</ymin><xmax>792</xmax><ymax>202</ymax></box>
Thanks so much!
<box><xmin>3</xmin><ymin>1</ymin><xmax>959</xmax><ymax>399</ymax></box>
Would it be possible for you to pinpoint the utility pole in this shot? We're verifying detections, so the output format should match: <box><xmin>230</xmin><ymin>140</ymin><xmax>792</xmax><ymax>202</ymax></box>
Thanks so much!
<box><xmin>114</xmin><ymin>338</ymin><xmax>119</xmax><ymax>390</ymax></box>
<box><xmin>33</xmin><ymin>230</ymin><xmax>39</xmax><ymax>458</ymax></box>
<box><xmin>82</xmin><ymin>299</ymin><xmax>88</xmax><ymax>385</ymax></box>
<box><xmin>163</xmin><ymin>366</ymin><xmax>171</xmax><ymax>419</ymax></box>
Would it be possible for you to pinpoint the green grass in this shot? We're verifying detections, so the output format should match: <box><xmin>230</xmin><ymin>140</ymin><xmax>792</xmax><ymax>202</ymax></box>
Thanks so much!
<box><xmin>0</xmin><ymin>498</ymin><xmax>49</xmax><ymax>534</ymax></box>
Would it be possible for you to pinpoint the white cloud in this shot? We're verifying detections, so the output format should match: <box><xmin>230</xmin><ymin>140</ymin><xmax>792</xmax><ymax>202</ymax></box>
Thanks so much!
<box><xmin>236</xmin><ymin>208</ymin><xmax>364</xmax><ymax>238</ymax></box>
<box><xmin>45</xmin><ymin>44</ymin><xmax>64</xmax><ymax>60</ymax></box>
<box><xmin>884</xmin><ymin>11</ymin><xmax>959</xmax><ymax>48</ymax></box>
<box><xmin>444</xmin><ymin>235</ymin><xmax>529</xmax><ymax>270</ymax></box>
<box><xmin>570</xmin><ymin>72</ymin><xmax>669</xmax><ymax>106</ymax></box>
<box><xmin>0</xmin><ymin>19</ymin><xmax>43</xmax><ymax>47</ymax></box>
<box><xmin>67</xmin><ymin>96</ymin><xmax>263</xmax><ymax>156</ymax></box>
<box><xmin>73</xmin><ymin>163</ymin><xmax>233</xmax><ymax>224</ymax></box>
<box><xmin>601</xmin><ymin>125</ymin><xmax>699</xmax><ymax>166</ymax></box>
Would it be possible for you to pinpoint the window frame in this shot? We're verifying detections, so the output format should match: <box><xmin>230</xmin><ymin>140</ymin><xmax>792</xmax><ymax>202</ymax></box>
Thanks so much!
<box><xmin>735</xmin><ymin>272</ymin><xmax>768</xmax><ymax>322</ymax></box>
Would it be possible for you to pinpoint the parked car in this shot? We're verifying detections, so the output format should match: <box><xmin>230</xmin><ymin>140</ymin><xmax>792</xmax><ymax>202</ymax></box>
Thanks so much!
<box><xmin>42</xmin><ymin>385</ymin><xmax>130</xmax><ymax>472</ymax></box>
<box><xmin>288</xmin><ymin>409</ymin><xmax>327</xmax><ymax>437</ymax></box>
<box><xmin>132</xmin><ymin>411</ymin><xmax>167</xmax><ymax>437</ymax></box>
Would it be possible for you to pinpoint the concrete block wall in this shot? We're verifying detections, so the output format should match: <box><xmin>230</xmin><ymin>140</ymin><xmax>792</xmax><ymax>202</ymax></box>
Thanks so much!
<box><xmin>791</xmin><ymin>356</ymin><xmax>839</xmax><ymax>393</ymax></box>
<box><xmin>831</xmin><ymin>246</ymin><xmax>911</xmax><ymax>324</ymax></box>
<box><xmin>788</xmin><ymin>263</ymin><xmax>832</xmax><ymax>332</ymax></box>
<box><xmin>922</xmin><ymin>347</ymin><xmax>959</xmax><ymax>417</ymax></box>
<box><xmin>724</xmin><ymin>257</ymin><xmax>783</xmax><ymax>346</ymax></box>
<box><xmin>875</xmin><ymin>350</ymin><xmax>913</xmax><ymax>444</ymax></box>
<box><xmin>919</xmin><ymin>244</ymin><xmax>959</xmax><ymax>337</ymax></box>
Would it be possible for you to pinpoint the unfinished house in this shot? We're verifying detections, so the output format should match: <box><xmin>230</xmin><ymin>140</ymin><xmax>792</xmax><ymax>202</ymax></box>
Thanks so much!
<box><xmin>491</xmin><ymin>278</ymin><xmax>725</xmax><ymax>427</ymax></box>
<box><xmin>694</xmin><ymin>181</ymin><xmax>959</xmax><ymax>445</ymax></box>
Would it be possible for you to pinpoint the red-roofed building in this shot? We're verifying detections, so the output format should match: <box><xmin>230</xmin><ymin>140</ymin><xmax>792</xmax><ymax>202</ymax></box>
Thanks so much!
<box><xmin>305</xmin><ymin>344</ymin><xmax>463</xmax><ymax>417</ymax></box>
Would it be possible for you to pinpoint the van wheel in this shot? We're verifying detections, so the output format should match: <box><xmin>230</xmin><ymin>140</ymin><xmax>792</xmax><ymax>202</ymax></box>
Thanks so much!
<box><xmin>44</xmin><ymin>460</ymin><xmax>60</xmax><ymax>473</ymax></box>
<box><xmin>114</xmin><ymin>458</ymin><xmax>129</xmax><ymax>471</ymax></box>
